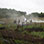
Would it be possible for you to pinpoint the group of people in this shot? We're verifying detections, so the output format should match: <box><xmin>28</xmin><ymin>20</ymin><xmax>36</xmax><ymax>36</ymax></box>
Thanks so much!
<box><xmin>14</xmin><ymin>18</ymin><xmax>27</xmax><ymax>26</ymax></box>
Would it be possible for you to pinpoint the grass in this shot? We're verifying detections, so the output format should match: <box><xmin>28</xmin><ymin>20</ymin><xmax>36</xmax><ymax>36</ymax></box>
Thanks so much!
<box><xmin>14</xmin><ymin>40</ymin><xmax>32</xmax><ymax>44</ymax></box>
<box><xmin>31</xmin><ymin>32</ymin><xmax>44</xmax><ymax>38</ymax></box>
<box><xmin>0</xmin><ymin>23</ymin><xmax>44</xmax><ymax>44</ymax></box>
<box><xmin>1</xmin><ymin>23</ymin><xmax>44</xmax><ymax>30</ymax></box>
<box><xmin>0</xmin><ymin>24</ymin><xmax>4</xmax><ymax>27</ymax></box>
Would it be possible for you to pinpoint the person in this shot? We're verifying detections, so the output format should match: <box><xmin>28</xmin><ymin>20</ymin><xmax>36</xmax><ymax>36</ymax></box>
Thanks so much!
<box><xmin>18</xmin><ymin>20</ymin><xmax>20</xmax><ymax>25</ymax></box>
<box><xmin>14</xmin><ymin>20</ymin><xmax>16</xmax><ymax>24</ymax></box>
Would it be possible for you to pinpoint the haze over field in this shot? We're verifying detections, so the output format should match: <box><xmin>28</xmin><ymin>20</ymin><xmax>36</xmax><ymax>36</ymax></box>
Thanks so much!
<box><xmin>0</xmin><ymin>0</ymin><xmax>44</xmax><ymax>23</ymax></box>
<box><xmin>0</xmin><ymin>1</ymin><xmax>44</xmax><ymax>44</ymax></box>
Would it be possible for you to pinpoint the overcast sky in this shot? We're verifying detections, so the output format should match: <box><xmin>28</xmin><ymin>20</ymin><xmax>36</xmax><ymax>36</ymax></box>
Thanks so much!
<box><xmin>0</xmin><ymin>0</ymin><xmax>44</xmax><ymax>14</ymax></box>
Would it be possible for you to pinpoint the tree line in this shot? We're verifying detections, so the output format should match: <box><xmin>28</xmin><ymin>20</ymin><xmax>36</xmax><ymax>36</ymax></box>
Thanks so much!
<box><xmin>31</xmin><ymin>12</ymin><xmax>44</xmax><ymax>17</ymax></box>
<box><xmin>0</xmin><ymin>8</ymin><xmax>44</xmax><ymax>18</ymax></box>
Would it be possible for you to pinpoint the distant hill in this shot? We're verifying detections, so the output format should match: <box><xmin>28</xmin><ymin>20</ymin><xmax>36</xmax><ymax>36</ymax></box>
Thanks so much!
<box><xmin>0</xmin><ymin>8</ymin><xmax>26</xmax><ymax>18</ymax></box>
<box><xmin>0</xmin><ymin>8</ymin><xmax>44</xmax><ymax>19</ymax></box>
<box><xmin>31</xmin><ymin>12</ymin><xmax>44</xmax><ymax>17</ymax></box>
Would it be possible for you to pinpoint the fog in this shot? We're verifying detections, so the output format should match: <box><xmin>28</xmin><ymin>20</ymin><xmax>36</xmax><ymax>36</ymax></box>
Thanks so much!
<box><xmin>0</xmin><ymin>0</ymin><xmax>44</xmax><ymax>14</ymax></box>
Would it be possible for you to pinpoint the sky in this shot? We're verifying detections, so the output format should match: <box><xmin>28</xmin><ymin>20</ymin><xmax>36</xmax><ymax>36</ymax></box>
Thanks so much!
<box><xmin>0</xmin><ymin>0</ymin><xmax>44</xmax><ymax>14</ymax></box>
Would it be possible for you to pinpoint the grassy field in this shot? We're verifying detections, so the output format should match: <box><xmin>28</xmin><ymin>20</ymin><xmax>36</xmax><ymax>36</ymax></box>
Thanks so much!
<box><xmin>0</xmin><ymin>23</ymin><xmax>44</xmax><ymax>44</ymax></box>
